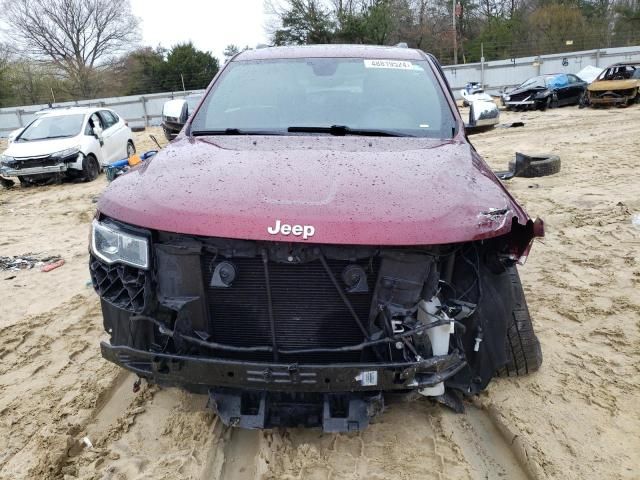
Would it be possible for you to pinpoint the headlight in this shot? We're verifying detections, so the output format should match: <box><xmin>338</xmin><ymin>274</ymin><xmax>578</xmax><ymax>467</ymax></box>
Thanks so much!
<box><xmin>504</xmin><ymin>95</ymin><xmax>511</xmax><ymax>101</ymax></box>
<box><xmin>51</xmin><ymin>146</ymin><xmax>81</xmax><ymax>160</ymax></box>
<box><xmin>0</xmin><ymin>154</ymin><xmax>15</xmax><ymax>165</ymax></box>
<box><xmin>91</xmin><ymin>219</ymin><xmax>149</xmax><ymax>269</ymax></box>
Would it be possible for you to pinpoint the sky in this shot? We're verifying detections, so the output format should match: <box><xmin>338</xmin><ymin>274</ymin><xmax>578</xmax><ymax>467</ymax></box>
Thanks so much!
<box><xmin>129</xmin><ymin>0</ymin><xmax>272</xmax><ymax>61</ymax></box>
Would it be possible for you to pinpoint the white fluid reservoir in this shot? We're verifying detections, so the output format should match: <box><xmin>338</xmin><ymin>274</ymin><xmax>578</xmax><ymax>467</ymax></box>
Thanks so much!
<box><xmin>417</xmin><ymin>297</ymin><xmax>452</xmax><ymax>397</ymax></box>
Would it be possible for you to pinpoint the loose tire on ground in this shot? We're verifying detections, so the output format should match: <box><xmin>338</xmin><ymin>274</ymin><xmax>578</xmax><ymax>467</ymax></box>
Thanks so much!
<box><xmin>497</xmin><ymin>266</ymin><xmax>543</xmax><ymax>377</ymax></box>
<box><xmin>508</xmin><ymin>154</ymin><xmax>561</xmax><ymax>178</ymax></box>
<box><xmin>130</xmin><ymin>126</ymin><xmax>146</xmax><ymax>132</ymax></box>
<box><xmin>82</xmin><ymin>154</ymin><xmax>100</xmax><ymax>182</ymax></box>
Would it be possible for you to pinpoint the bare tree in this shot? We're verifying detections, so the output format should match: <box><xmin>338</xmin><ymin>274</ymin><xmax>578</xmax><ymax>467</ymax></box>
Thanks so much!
<box><xmin>2</xmin><ymin>0</ymin><xmax>140</xmax><ymax>98</ymax></box>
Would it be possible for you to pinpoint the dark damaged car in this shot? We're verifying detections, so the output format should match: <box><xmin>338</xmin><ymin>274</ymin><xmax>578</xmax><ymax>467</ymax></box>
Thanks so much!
<box><xmin>90</xmin><ymin>45</ymin><xmax>544</xmax><ymax>432</ymax></box>
<box><xmin>501</xmin><ymin>73</ymin><xmax>587</xmax><ymax>110</ymax></box>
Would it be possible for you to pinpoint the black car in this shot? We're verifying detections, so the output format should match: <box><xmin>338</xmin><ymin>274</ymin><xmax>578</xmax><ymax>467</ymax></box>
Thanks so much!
<box><xmin>501</xmin><ymin>74</ymin><xmax>587</xmax><ymax>110</ymax></box>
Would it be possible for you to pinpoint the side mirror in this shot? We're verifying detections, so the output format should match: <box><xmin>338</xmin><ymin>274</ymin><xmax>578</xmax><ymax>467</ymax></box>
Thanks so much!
<box><xmin>465</xmin><ymin>100</ymin><xmax>500</xmax><ymax>134</ymax></box>
<box><xmin>162</xmin><ymin>99</ymin><xmax>188</xmax><ymax>127</ymax></box>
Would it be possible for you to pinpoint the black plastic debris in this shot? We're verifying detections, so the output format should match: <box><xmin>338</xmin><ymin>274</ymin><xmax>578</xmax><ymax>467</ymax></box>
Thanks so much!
<box><xmin>497</xmin><ymin>121</ymin><xmax>525</xmax><ymax>128</ymax></box>
<box><xmin>0</xmin><ymin>176</ymin><xmax>15</xmax><ymax>189</ymax></box>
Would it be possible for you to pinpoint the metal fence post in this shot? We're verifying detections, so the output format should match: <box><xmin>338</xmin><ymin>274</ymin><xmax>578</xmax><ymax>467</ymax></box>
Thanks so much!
<box><xmin>16</xmin><ymin>109</ymin><xmax>23</xmax><ymax>127</ymax></box>
<box><xmin>480</xmin><ymin>43</ymin><xmax>485</xmax><ymax>87</ymax></box>
<box><xmin>141</xmin><ymin>96</ymin><xmax>148</xmax><ymax>127</ymax></box>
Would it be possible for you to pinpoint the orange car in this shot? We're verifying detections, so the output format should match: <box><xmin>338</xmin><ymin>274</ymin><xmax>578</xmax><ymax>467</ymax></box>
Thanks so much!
<box><xmin>587</xmin><ymin>62</ymin><xmax>640</xmax><ymax>107</ymax></box>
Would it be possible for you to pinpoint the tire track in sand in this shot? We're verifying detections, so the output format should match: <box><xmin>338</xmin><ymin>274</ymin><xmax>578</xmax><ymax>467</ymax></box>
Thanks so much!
<box><xmin>210</xmin><ymin>397</ymin><xmax>535</xmax><ymax>480</ymax></box>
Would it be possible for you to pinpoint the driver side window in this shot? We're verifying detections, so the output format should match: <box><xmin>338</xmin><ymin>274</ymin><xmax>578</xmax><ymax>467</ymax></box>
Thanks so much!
<box><xmin>99</xmin><ymin>111</ymin><xmax>117</xmax><ymax>129</ymax></box>
<box><xmin>85</xmin><ymin>113</ymin><xmax>103</xmax><ymax>136</ymax></box>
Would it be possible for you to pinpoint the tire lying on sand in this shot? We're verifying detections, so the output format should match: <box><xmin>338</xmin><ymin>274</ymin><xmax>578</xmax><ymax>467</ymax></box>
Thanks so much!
<box><xmin>498</xmin><ymin>266</ymin><xmax>543</xmax><ymax>377</ymax></box>
<box><xmin>508</xmin><ymin>154</ymin><xmax>561</xmax><ymax>178</ymax></box>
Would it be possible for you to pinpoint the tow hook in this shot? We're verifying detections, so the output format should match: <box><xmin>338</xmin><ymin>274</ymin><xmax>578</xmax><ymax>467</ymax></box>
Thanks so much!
<box><xmin>288</xmin><ymin>363</ymin><xmax>300</xmax><ymax>382</ymax></box>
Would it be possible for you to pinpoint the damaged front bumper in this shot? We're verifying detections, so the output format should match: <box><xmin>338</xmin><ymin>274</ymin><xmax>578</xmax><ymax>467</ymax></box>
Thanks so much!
<box><xmin>101</xmin><ymin>342</ymin><xmax>466</xmax><ymax>393</ymax></box>
<box><xmin>588</xmin><ymin>92</ymin><xmax>636</xmax><ymax>105</ymax></box>
<box><xmin>0</xmin><ymin>163</ymin><xmax>68</xmax><ymax>177</ymax></box>
<box><xmin>503</xmin><ymin>99</ymin><xmax>535</xmax><ymax>107</ymax></box>
<box><xmin>102</xmin><ymin>342</ymin><xmax>466</xmax><ymax>431</ymax></box>
<box><xmin>91</xmin><ymin>220</ymin><xmax>539</xmax><ymax>431</ymax></box>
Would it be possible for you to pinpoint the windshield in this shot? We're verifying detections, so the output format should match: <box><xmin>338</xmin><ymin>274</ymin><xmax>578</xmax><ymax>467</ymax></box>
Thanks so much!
<box><xmin>191</xmin><ymin>58</ymin><xmax>456</xmax><ymax>138</ymax></box>
<box><xmin>518</xmin><ymin>76</ymin><xmax>546</xmax><ymax>89</ymax></box>
<box><xmin>17</xmin><ymin>114</ymin><xmax>84</xmax><ymax>141</ymax></box>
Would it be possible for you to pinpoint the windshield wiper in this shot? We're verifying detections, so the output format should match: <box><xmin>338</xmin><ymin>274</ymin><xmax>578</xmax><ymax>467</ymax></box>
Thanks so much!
<box><xmin>287</xmin><ymin>125</ymin><xmax>414</xmax><ymax>137</ymax></box>
<box><xmin>191</xmin><ymin>128</ymin><xmax>284</xmax><ymax>136</ymax></box>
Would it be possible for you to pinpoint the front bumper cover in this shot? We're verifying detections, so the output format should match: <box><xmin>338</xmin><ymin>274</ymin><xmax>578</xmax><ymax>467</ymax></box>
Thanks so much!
<box><xmin>0</xmin><ymin>163</ymin><xmax>68</xmax><ymax>177</ymax></box>
<box><xmin>101</xmin><ymin>342</ymin><xmax>467</xmax><ymax>393</ymax></box>
<box><xmin>588</xmin><ymin>94</ymin><xmax>633</xmax><ymax>105</ymax></box>
<box><xmin>504</xmin><ymin>99</ymin><xmax>535</xmax><ymax>106</ymax></box>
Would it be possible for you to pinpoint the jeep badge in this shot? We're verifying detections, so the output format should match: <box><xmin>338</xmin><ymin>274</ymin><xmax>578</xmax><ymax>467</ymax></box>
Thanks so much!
<box><xmin>267</xmin><ymin>220</ymin><xmax>315</xmax><ymax>240</ymax></box>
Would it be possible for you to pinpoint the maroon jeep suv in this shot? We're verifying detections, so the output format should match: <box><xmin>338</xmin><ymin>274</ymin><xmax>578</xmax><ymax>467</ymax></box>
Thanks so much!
<box><xmin>90</xmin><ymin>45</ymin><xmax>543</xmax><ymax>432</ymax></box>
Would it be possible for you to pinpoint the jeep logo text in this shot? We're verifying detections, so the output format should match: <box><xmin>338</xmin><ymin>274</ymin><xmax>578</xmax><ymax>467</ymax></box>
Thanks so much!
<box><xmin>267</xmin><ymin>220</ymin><xmax>315</xmax><ymax>240</ymax></box>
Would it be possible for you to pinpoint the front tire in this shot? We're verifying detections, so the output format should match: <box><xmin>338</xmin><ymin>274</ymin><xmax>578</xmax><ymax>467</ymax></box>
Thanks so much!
<box><xmin>498</xmin><ymin>266</ymin><xmax>543</xmax><ymax>377</ymax></box>
<box><xmin>162</xmin><ymin>125</ymin><xmax>176</xmax><ymax>142</ymax></box>
<box><xmin>82</xmin><ymin>154</ymin><xmax>100</xmax><ymax>182</ymax></box>
<box><xmin>17</xmin><ymin>175</ymin><xmax>31</xmax><ymax>187</ymax></box>
<box><xmin>127</xmin><ymin>141</ymin><xmax>136</xmax><ymax>157</ymax></box>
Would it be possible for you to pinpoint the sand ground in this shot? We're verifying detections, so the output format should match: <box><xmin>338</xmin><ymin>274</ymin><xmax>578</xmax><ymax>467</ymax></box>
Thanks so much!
<box><xmin>0</xmin><ymin>106</ymin><xmax>638</xmax><ymax>479</ymax></box>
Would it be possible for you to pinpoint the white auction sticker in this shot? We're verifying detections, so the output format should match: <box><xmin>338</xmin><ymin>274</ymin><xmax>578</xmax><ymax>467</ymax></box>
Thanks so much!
<box><xmin>355</xmin><ymin>370</ymin><xmax>378</xmax><ymax>386</ymax></box>
<box><xmin>364</xmin><ymin>59</ymin><xmax>413</xmax><ymax>70</ymax></box>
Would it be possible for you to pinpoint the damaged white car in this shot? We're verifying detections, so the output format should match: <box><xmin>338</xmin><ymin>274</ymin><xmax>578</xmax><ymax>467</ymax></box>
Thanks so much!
<box><xmin>0</xmin><ymin>107</ymin><xmax>134</xmax><ymax>185</ymax></box>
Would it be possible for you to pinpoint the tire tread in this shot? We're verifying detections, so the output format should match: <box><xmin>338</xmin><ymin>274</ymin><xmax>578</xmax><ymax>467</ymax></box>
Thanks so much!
<box><xmin>497</xmin><ymin>267</ymin><xmax>543</xmax><ymax>377</ymax></box>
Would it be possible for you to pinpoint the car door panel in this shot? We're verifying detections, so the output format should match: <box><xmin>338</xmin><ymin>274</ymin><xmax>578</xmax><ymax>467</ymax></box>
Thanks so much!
<box><xmin>87</xmin><ymin>112</ymin><xmax>109</xmax><ymax>165</ymax></box>
<box><xmin>567</xmin><ymin>75</ymin><xmax>585</xmax><ymax>104</ymax></box>
<box><xmin>98</xmin><ymin>111</ymin><xmax>120</xmax><ymax>164</ymax></box>
<box><xmin>556</xmin><ymin>85</ymin><xmax>570</xmax><ymax>105</ymax></box>
<box><xmin>553</xmin><ymin>75</ymin><xmax>571</xmax><ymax>105</ymax></box>
<box><xmin>116</xmin><ymin>120</ymin><xmax>130</xmax><ymax>158</ymax></box>
<box><xmin>108</xmin><ymin>113</ymin><xmax>129</xmax><ymax>159</ymax></box>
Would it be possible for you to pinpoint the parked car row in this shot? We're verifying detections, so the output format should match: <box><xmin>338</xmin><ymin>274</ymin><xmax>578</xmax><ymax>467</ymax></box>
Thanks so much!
<box><xmin>0</xmin><ymin>107</ymin><xmax>135</xmax><ymax>185</ymax></box>
<box><xmin>499</xmin><ymin>62</ymin><xmax>640</xmax><ymax>111</ymax></box>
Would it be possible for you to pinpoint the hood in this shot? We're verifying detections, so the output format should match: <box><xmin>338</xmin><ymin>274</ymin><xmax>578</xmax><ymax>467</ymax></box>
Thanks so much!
<box><xmin>98</xmin><ymin>136</ymin><xmax>529</xmax><ymax>245</ymax></box>
<box><xmin>4</xmin><ymin>136</ymin><xmax>81</xmax><ymax>158</ymax></box>
<box><xmin>588</xmin><ymin>79</ymin><xmax>638</xmax><ymax>91</ymax></box>
<box><xmin>505</xmin><ymin>85</ymin><xmax>546</xmax><ymax>97</ymax></box>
